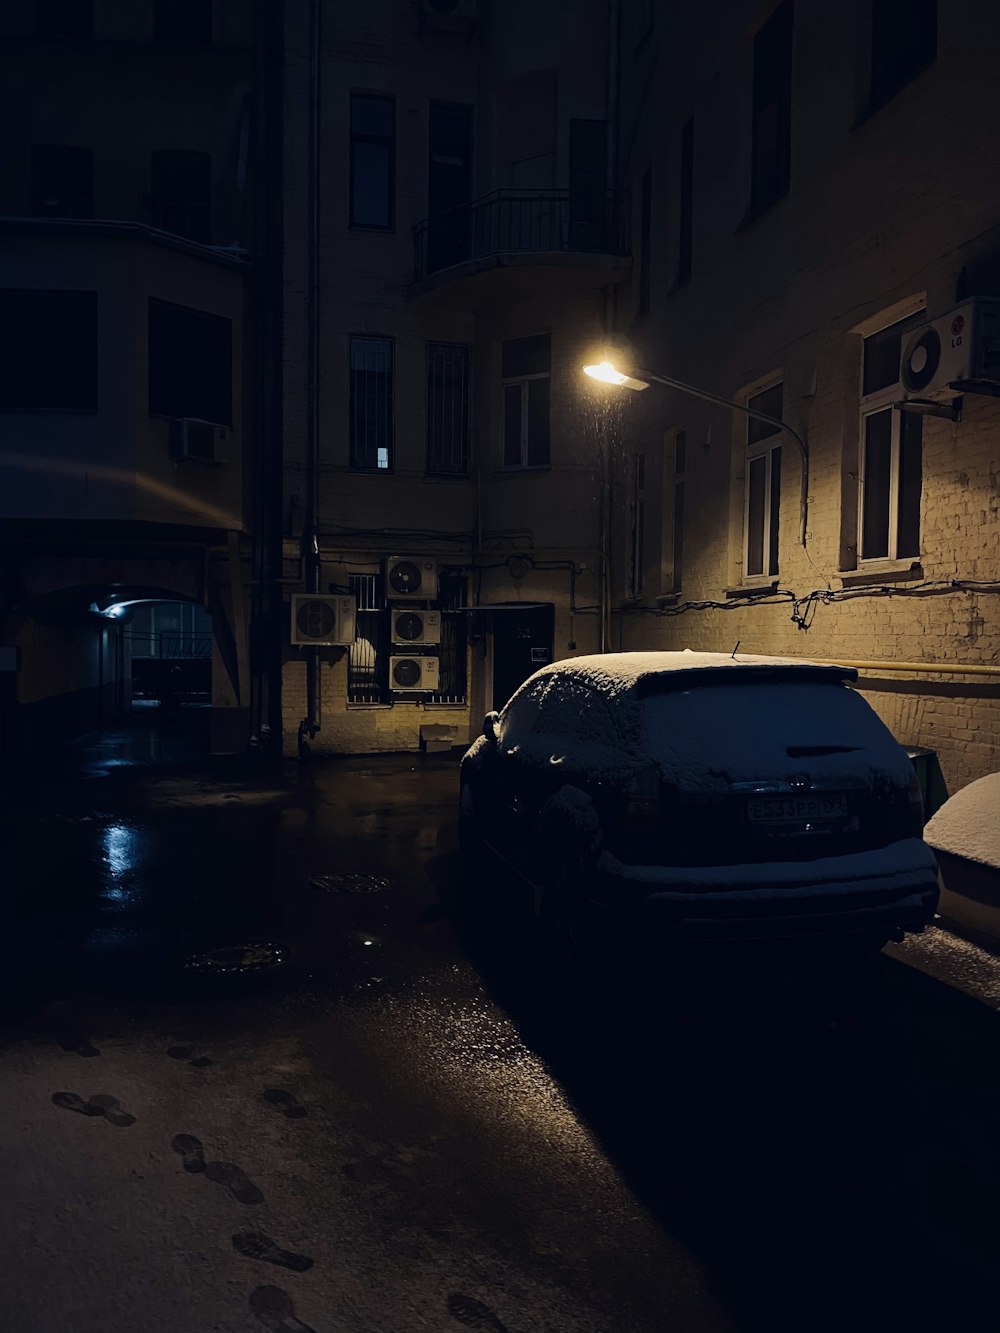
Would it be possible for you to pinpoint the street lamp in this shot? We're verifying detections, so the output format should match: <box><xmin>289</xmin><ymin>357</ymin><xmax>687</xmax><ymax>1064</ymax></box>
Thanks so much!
<box><xmin>583</xmin><ymin>359</ymin><xmax>809</xmax><ymax>547</ymax></box>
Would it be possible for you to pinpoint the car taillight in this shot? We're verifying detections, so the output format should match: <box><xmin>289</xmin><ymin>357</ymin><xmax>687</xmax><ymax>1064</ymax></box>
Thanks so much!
<box><xmin>622</xmin><ymin>768</ymin><xmax>661</xmax><ymax>840</ymax></box>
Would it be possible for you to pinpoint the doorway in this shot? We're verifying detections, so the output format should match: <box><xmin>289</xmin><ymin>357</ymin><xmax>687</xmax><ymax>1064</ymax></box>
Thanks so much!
<box><xmin>491</xmin><ymin>604</ymin><xmax>554</xmax><ymax>712</ymax></box>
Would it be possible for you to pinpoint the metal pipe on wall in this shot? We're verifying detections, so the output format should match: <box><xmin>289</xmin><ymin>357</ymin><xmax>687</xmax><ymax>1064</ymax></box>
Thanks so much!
<box><xmin>302</xmin><ymin>0</ymin><xmax>322</xmax><ymax>748</ymax></box>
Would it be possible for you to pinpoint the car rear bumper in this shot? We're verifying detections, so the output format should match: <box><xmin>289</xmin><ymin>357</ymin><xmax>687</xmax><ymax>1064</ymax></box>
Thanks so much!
<box><xmin>597</xmin><ymin>839</ymin><xmax>940</xmax><ymax>941</ymax></box>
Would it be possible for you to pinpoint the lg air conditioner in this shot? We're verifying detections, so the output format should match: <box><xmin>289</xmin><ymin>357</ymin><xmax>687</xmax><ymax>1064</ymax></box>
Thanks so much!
<box><xmin>385</xmin><ymin>556</ymin><xmax>438</xmax><ymax>600</ymax></box>
<box><xmin>389</xmin><ymin>655</ymin><xmax>440</xmax><ymax>692</ymax></box>
<box><xmin>391</xmin><ymin>609</ymin><xmax>441</xmax><ymax>645</ymax></box>
<box><xmin>419</xmin><ymin>0</ymin><xmax>477</xmax><ymax>33</ymax></box>
<box><xmin>290</xmin><ymin>595</ymin><xmax>356</xmax><ymax>646</ymax></box>
<box><xmin>900</xmin><ymin>298</ymin><xmax>1000</xmax><ymax>399</ymax></box>
<box><xmin>169</xmin><ymin>418</ymin><xmax>226</xmax><ymax>463</ymax></box>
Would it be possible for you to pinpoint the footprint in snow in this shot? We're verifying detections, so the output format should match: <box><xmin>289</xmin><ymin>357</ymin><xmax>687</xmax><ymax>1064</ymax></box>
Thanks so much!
<box><xmin>249</xmin><ymin>1285</ymin><xmax>316</xmax><ymax>1332</ymax></box>
<box><xmin>262</xmin><ymin>1088</ymin><xmax>308</xmax><ymax>1119</ymax></box>
<box><xmin>170</xmin><ymin>1133</ymin><xmax>263</xmax><ymax>1204</ymax></box>
<box><xmin>233</xmin><ymin>1231</ymin><xmax>314</xmax><ymax>1272</ymax></box>
<box><xmin>52</xmin><ymin>1091</ymin><xmax>135</xmax><ymax>1127</ymax></box>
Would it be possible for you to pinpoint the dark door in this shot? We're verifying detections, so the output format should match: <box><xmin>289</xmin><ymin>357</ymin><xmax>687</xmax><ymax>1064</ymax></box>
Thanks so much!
<box><xmin>427</xmin><ymin>103</ymin><xmax>473</xmax><ymax>273</ymax></box>
<box><xmin>569</xmin><ymin>118</ymin><xmax>608</xmax><ymax>251</ymax></box>
<box><xmin>491</xmin><ymin>605</ymin><xmax>554</xmax><ymax>712</ymax></box>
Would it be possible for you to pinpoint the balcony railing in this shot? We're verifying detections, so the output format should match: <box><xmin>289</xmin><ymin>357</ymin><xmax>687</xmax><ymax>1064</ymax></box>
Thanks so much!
<box><xmin>413</xmin><ymin>187</ymin><xmax>629</xmax><ymax>283</ymax></box>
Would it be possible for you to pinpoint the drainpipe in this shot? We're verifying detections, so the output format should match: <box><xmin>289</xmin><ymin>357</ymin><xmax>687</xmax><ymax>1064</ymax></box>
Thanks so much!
<box><xmin>300</xmin><ymin>0</ymin><xmax>322</xmax><ymax>752</ymax></box>
<box><xmin>598</xmin><ymin>0</ymin><xmax>620</xmax><ymax>655</ymax></box>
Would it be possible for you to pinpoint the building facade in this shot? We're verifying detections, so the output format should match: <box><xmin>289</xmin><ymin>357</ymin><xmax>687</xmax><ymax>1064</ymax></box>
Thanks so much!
<box><xmin>0</xmin><ymin>0</ymin><xmax>275</xmax><ymax>756</ymax></box>
<box><xmin>279</xmin><ymin>0</ymin><xmax>628</xmax><ymax>756</ymax></box>
<box><xmin>607</xmin><ymin>0</ymin><xmax>1000</xmax><ymax>799</ymax></box>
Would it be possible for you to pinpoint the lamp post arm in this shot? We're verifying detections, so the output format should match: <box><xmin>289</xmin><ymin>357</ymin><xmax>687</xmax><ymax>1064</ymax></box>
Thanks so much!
<box><xmin>638</xmin><ymin>367</ymin><xmax>809</xmax><ymax>547</ymax></box>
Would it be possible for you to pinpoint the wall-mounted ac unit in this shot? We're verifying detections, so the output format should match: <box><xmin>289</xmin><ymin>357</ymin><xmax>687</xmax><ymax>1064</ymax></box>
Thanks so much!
<box><xmin>900</xmin><ymin>298</ymin><xmax>1000</xmax><ymax>399</ymax></box>
<box><xmin>419</xmin><ymin>0</ymin><xmax>477</xmax><ymax>33</ymax></box>
<box><xmin>169</xmin><ymin>418</ymin><xmax>227</xmax><ymax>463</ymax></box>
<box><xmin>390</xmin><ymin>655</ymin><xmax>440</xmax><ymax>692</ymax></box>
<box><xmin>385</xmin><ymin>556</ymin><xmax>438</xmax><ymax>600</ymax></box>
<box><xmin>391</xmin><ymin>608</ymin><xmax>441</xmax><ymax>645</ymax></box>
<box><xmin>291</xmin><ymin>594</ymin><xmax>356</xmax><ymax>646</ymax></box>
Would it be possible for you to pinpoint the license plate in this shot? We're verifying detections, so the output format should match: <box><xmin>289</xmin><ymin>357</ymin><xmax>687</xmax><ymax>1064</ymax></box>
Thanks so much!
<box><xmin>747</xmin><ymin>793</ymin><xmax>849</xmax><ymax>824</ymax></box>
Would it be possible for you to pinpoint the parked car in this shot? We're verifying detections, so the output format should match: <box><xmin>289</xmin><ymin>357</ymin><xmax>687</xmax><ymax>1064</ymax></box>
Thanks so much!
<box><xmin>459</xmin><ymin>651</ymin><xmax>939</xmax><ymax>951</ymax></box>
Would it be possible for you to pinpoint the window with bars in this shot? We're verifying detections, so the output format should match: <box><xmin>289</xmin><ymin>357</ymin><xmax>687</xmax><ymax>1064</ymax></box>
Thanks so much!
<box><xmin>858</xmin><ymin>311</ymin><xmax>925</xmax><ymax>562</ymax></box>
<box><xmin>349</xmin><ymin>336</ymin><xmax>393</xmax><ymax>470</ymax></box>
<box><xmin>346</xmin><ymin>570</ymin><xmax>467</xmax><ymax>705</ymax></box>
<box><xmin>744</xmin><ymin>383</ymin><xmax>783</xmax><ymax>578</ymax></box>
<box><xmin>501</xmin><ymin>334</ymin><xmax>550</xmax><ymax>468</ymax></box>
<box><xmin>426</xmin><ymin>342</ymin><xmax>470</xmax><ymax>475</ymax></box>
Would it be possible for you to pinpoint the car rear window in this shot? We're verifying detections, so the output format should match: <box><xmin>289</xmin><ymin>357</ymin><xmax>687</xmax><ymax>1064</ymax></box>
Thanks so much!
<box><xmin>640</xmin><ymin>681</ymin><xmax>911</xmax><ymax>787</ymax></box>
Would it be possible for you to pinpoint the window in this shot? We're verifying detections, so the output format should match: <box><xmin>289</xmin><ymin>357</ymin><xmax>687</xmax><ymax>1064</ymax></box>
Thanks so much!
<box><xmin>150</xmin><ymin>151</ymin><xmax>212</xmax><ymax>243</ymax></box>
<box><xmin>0</xmin><ymin>290</ymin><xmax>97</xmax><ymax>411</ymax></box>
<box><xmin>629</xmin><ymin>452</ymin><xmax>646</xmax><ymax>597</ymax></box>
<box><xmin>153</xmin><ymin>0</ymin><xmax>212</xmax><ymax>42</ymax></box>
<box><xmin>501</xmin><ymin>334</ymin><xmax>550</xmax><ymax>468</ymax></box>
<box><xmin>569</xmin><ymin>119</ymin><xmax>608</xmax><ymax>251</ymax></box>
<box><xmin>350</xmin><ymin>94</ymin><xmax>394</xmax><ymax>229</ymax></box>
<box><xmin>426</xmin><ymin>104</ymin><xmax>472</xmax><ymax>272</ymax></box>
<box><xmin>858</xmin><ymin>312</ymin><xmax>924</xmax><ymax>561</ymax></box>
<box><xmin>750</xmin><ymin>1</ymin><xmax>793</xmax><ymax>215</ymax></box>
<box><xmin>634</xmin><ymin>0</ymin><xmax>653</xmax><ymax>45</ymax></box>
<box><xmin>744</xmin><ymin>383</ymin><xmax>783</xmax><ymax>577</ymax></box>
<box><xmin>34</xmin><ymin>0</ymin><xmax>92</xmax><ymax>37</ymax></box>
<box><xmin>30</xmin><ymin>145</ymin><xmax>93</xmax><ymax>218</ymax></box>
<box><xmin>670</xmin><ymin>429</ymin><xmax>686</xmax><ymax>591</ymax></box>
<box><xmin>677</xmin><ymin>118</ymin><xmax>694</xmax><ymax>283</ymax></box>
<box><xmin>426</xmin><ymin>342</ymin><xmax>470</xmax><ymax>475</ymax></box>
<box><xmin>870</xmin><ymin>0</ymin><xmax>936</xmax><ymax>110</ymax></box>
<box><xmin>350</xmin><ymin>337</ymin><xmax>394</xmax><ymax>470</ymax></box>
<box><xmin>148</xmin><ymin>299</ymin><xmax>232</xmax><ymax>424</ymax></box>
<box><xmin>637</xmin><ymin>169</ymin><xmax>652</xmax><ymax>315</ymax></box>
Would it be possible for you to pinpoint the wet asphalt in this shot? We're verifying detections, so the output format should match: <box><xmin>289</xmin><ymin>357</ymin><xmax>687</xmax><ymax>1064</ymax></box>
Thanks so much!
<box><xmin>1</xmin><ymin>707</ymin><xmax>999</xmax><ymax>1332</ymax></box>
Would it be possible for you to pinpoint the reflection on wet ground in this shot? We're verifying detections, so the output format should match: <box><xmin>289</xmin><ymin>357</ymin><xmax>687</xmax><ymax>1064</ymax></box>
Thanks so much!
<box><xmin>0</xmin><ymin>708</ymin><xmax>998</xmax><ymax>1332</ymax></box>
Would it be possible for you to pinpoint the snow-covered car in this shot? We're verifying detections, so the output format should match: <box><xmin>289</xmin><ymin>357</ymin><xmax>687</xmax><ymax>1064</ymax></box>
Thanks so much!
<box><xmin>459</xmin><ymin>651</ymin><xmax>939</xmax><ymax>948</ymax></box>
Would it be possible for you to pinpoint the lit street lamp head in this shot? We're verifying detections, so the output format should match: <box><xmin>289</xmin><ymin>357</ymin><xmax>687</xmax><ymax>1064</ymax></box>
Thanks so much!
<box><xmin>582</xmin><ymin>361</ymin><xmax>650</xmax><ymax>390</ymax></box>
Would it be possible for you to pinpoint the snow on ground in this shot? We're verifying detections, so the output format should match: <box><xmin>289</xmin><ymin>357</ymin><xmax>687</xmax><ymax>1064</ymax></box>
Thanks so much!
<box><xmin>924</xmin><ymin>772</ymin><xmax>1000</xmax><ymax>869</ymax></box>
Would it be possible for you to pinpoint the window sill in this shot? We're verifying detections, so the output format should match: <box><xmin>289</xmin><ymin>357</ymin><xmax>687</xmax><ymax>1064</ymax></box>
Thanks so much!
<box><xmin>725</xmin><ymin>580</ymin><xmax>780</xmax><ymax>599</ymax></box>
<box><xmin>494</xmin><ymin>465</ymin><xmax>551</xmax><ymax>476</ymax></box>
<box><xmin>837</xmin><ymin>561</ymin><xmax>923</xmax><ymax>588</ymax></box>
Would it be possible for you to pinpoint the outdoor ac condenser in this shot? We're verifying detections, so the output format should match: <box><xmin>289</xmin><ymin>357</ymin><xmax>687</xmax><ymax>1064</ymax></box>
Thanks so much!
<box><xmin>290</xmin><ymin>595</ymin><xmax>356</xmax><ymax>646</ymax></box>
<box><xmin>900</xmin><ymin>298</ymin><xmax>1000</xmax><ymax>399</ymax></box>
<box><xmin>389</xmin><ymin>655</ymin><xmax>440</xmax><ymax>692</ymax></box>
<box><xmin>391</xmin><ymin>609</ymin><xmax>441</xmax><ymax>645</ymax></box>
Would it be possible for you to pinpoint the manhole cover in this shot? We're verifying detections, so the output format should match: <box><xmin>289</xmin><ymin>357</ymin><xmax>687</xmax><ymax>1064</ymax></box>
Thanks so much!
<box><xmin>308</xmin><ymin>872</ymin><xmax>390</xmax><ymax>895</ymax></box>
<box><xmin>182</xmin><ymin>942</ymin><xmax>285</xmax><ymax>975</ymax></box>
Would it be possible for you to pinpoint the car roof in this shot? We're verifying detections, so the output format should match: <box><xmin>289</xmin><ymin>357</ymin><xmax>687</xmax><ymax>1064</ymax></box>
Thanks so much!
<box><xmin>529</xmin><ymin>651</ymin><xmax>858</xmax><ymax>696</ymax></box>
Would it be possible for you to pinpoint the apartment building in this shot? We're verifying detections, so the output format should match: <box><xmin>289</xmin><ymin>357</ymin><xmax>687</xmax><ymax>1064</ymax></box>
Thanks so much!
<box><xmin>280</xmin><ymin>0</ymin><xmax>628</xmax><ymax>755</ymax></box>
<box><xmin>0</xmin><ymin>0</ymin><xmax>275</xmax><ymax>756</ymax></box>
<box><xmin>607</xmin><ymin>0</ymin><xmax>1000</xmax><ymax>798</ymax></box>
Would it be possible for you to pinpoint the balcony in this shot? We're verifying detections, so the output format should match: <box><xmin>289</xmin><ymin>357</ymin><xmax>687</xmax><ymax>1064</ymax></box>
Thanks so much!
<box><xmin>409</xmin><ymin>187</ymin><xmax>630</xmax><ymax>305</ymax></box>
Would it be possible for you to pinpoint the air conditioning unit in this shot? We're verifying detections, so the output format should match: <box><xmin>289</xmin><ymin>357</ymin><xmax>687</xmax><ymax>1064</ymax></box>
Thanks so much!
<box><xmin>290</xmin><ymin>594</ymin><xmax>356</xmax><ymax>646</ymax></box>
<box><xmin>419</xmin><ymin>0</ymin><xmax>477</xmax><ymax>33</ymax></box>
<box><xmin>385</xmin><ymin>556</ymin><xmax>438</xmax><ymax>600</ymax></box>
<box><xmin>900</xmin><ymin>298</ymin><xmax>1000</xmax><ymax>399</ymax></box>
<box><xmin>392</xmin><ymin>608</ymin><xmax>441</xmax><ymax>645</ymax></box>
<box><xmin>169</xmin><ymin>418</ymin><xmax>227</xmax><ymax>463</ymax></box>
<box><xmin>390</xmin><ymin>655</ymin><xmax>440</xmax><ymax>692</ymax></box>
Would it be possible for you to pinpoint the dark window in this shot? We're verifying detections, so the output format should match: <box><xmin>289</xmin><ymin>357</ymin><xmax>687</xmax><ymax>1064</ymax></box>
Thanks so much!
<box><xmin>350</xmin><ymin>336</ymin><xmax>394</xmax><ymax>470</ymax></box>
<box><xmin>34</xmin><ymin>0</ymin><xmax>93</xmax><ymax>37</ymax></box>
<box><xmin>862</xmin><ymin>310</ymin><xmax>925</xmax><ymax>395</ymax></box>
<box><xmin>351</xmin><ymin>95</ymin><xmax>394</xmax><ymax>229</ymax></box>
<box><xmin>427</xmin><ymin>342</ymin><xmax>470</xmax><ymax>475</ymax></box>
<box><xmin>750</xmin><ymin>1</ymin><xmax>793</xmax><ymax>214</ymax></box>
<box><xmin>672</xmin><ymin>430</ymin><xmax>686</xmax><ymax>591</ymax></box>
<box><xmin>426</xmin><ymin>104</ymin><xmax>472</xmax><ymax>272</ymax></box>
<box><xmin>150</xmin><ymin>151</ymin><xmax>212</xmax><ymax>243</ymax></box>
<box><xmin>745</xmin><ymin>383</ymin><xmax>783</xmax><ymax>577</ymax></box>
<box><xmin>569</xmin><ymin>118</ymin><xmax>608</xmax><ymax>250</ymax></box>
<box><xmin>677</xmin><ymin>117</ymin><xmax>694</xmax><ymax>283</ymax></box>
<box><xmin>148</xmin><ymin>299</ymin><xmax>231</xmax><ymax>424</ymax></box>
<box><xmin>153</xmin><ymin>0</ymin><xmax>212</xmax><ymax>42</ymax></box>
<box><xmin>30</xmin><ymin>145</ymin><xmax>93</xmax><ymax>218</ymax></box>
<box><xmin>501</xmin><ymin>335</ymin><xmax>550</xmax><ymax>468</ymax></box>
<box><xmin>638</xmin><ymin>169</ymin><xmax>652</xmax><ymax>315</ymax></box>
<box><xmin>871</xmin><ymin>0</ymin><xmax>936</xmax><ymax>110</ymax></box>
<box><xmin>0</xmin><ymin>290</ymin><xmax>97</xmax><ymax>411</ymax></box>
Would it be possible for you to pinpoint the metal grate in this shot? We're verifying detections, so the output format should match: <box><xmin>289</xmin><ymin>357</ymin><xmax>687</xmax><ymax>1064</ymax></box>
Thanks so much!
<box><xmin>426</xmin><ymin>343</ymin><xmax>470</xmax><ymax>475</ymax></box>
<box><xmin>349</xmin><ymin>337</ymin><xmax>393</xmax><ymax>470</ymax></box>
